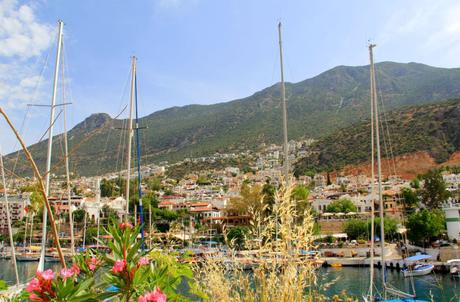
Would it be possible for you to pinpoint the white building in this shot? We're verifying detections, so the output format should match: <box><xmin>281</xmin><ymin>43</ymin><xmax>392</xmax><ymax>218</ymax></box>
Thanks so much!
<box><xmin>443</xmin><ymin>173</ymin><xmax>460</xmax><ymax>192</ymax></box>
<box><xmin>0</xmin><ymin>196</ymin><xmax>27</xmax><ymax>233</ymax></box>
<box><xmin>443</xmin><ymin>199</ymin><xmax>460</xmax><ymax>241</ymax></box>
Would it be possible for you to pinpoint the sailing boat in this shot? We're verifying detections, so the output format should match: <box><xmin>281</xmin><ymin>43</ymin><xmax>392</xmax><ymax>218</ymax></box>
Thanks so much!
<box><xmin>132</xmin><ymin>57</ymin><xmax>145</xmax><ymax>248</ymax></box>
<box><xmin>37</xmin><ymin>20</ymin><xmax>65</xmax><ymax>272</ymax></box>
<box><xmin>0</xmin><ymin>149</ymin><xmax>20</xmax><ymax>284</ymax></box>
<box><xmin>122</xmin><ymin>56</ymin><xmax>145</xmax><ymax>241</ymax></box>
<box><xmin>365</xmin><ymin>44</ymin><xmax>428</xmax><ymax>302</ymax></box>
<box><xmin>17</xmin><ymin>207</ymin><xmax>40</xmax><ymax>262</ymax></box>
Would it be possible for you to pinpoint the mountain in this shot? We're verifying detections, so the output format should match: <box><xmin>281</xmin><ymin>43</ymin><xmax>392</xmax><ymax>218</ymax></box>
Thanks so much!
<box><xmin>293</xmin><ymin>99</ymin><xmax>460</xmax><ymax>177</ymax></box>
<box><xmin>5</xmin><ymin>62</ymin><xmax>460</xmax><ymax>176</ymax></box>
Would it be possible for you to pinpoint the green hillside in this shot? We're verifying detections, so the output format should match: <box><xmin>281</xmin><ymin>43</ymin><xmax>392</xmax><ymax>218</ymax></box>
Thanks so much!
<box><xmin>5</xmin><ymin>62</ymin><xmax>460</xmax><ymax>176</ymax></box>
<box><xmin>294</xmin><ymin>99</ymin><xmax>460</xmax><ymax>176</ymax></box>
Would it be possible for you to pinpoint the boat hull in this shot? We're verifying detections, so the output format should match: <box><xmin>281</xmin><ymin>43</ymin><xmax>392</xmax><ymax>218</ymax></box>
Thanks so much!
<box><xmin>402</xmin><ymin>264</ymin><xmax>434</xmax><ymax>277</ymax></box>
<box><xmin>16</xmin><ymin>255</ymin><xmax>39</xmax><ymax>262</ymax></box>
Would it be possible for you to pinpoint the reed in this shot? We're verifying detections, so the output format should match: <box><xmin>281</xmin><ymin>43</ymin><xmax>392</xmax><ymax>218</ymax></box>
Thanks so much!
<box><xmin>197</xmin><ymin>181</ymin><xmax>357</xmax><ymax>302</ymax></box>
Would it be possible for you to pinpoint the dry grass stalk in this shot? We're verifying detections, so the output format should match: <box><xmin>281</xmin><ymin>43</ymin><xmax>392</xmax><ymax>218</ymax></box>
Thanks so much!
<box><xmin>197</xmin><ymin>181</ymin><xmax>329</xmax><ymax>302</ymax></box>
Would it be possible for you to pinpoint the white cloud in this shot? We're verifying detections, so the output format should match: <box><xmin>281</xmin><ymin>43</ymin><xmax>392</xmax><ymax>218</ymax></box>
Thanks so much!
<box><xmin>0</xmin><ymin>0</ymin><xmax>53</xmax><ymax>59</ymax></box>
<box><xmin>0</xmin><ymin>0</ymin><xmax>53</xmax><ymax>110</ymax></box>
<box><xmin>377</xmin><ymin>1</ymin><xmax>460</xmax><ymax>66</ymax></box>
<box><xmin>152</xmin><ymin>0</ymin><xmax>200</xmax><ymax>11</ymax></box>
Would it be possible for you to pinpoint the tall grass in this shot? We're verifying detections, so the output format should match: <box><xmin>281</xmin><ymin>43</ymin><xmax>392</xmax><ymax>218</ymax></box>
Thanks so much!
<box><xmin>197</xmin><ymin>182</ymin><xmax>357</xmax><ymax>302</ymax></box>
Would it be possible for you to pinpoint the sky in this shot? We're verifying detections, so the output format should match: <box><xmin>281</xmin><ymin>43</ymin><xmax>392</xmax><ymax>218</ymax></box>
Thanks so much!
<box><xmin>2</xmin><ymin>0</ymin><xmax>460</xmax><ymax>154</ymax></box>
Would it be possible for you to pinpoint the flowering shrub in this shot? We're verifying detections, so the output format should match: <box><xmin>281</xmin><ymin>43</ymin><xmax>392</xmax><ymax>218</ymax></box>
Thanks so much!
<box><xmin>24</xmin><ymin>268</ymin><xmax>96</xmax><ymax>302</ymax></box>
<box><xmin>7</xmin><ymin>221</ymin><xmax>207</xmax><ymax>301</ymax></box>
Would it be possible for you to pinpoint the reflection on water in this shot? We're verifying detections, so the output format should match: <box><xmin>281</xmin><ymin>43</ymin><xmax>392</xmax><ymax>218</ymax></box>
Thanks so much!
<box><xmin>318</xmin><ymin>267</ymin><xmax>459</xmax><ymax>302</ymax></box>
<box><xmin>0</xmin><ymin>260</ymin><xmax>458</xmax><ymax>301</ymax></box>
<box><xmin>0</xmin><ymin>260</ymin><xmax>60</xmax><ymax>285</ymax></box>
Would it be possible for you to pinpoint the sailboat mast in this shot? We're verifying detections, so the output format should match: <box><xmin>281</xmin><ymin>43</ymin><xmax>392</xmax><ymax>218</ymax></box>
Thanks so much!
<box><xmin>133</xmin><ymin>57</ymin><xmax>145</xmax><ymax>248</ymax></box>
<box><xmin>0</xmin><ymin>151</ymin><xmax>19</xmax><ymax>285</ymax></box>
<box><xmin>278</xmin><ymin>22</ymin><xmax>290</xmax><ymax>186</ymax></box>
<box><xmin>38</xmin><ymin>19</ymin><xmax>64</xmax><ymax>272</ymax></box>
<box><xmin>124</xmin><ymin>57</ymin><xmax>136</xmax><ymax>221</ymax></box>
<box><xmin>369</xmin><ymin>44</ymin><xmax>386</xmax><ymax>295</ymax></box>
<box><xmin>368</xmin><ymin>43</ymin><xmax>376</xmax><ymax>299</ymax></box>
<box><xmin>61</xmin><ymin>43</ymin><xmax>75</xmax><ymax>255</ymax></box>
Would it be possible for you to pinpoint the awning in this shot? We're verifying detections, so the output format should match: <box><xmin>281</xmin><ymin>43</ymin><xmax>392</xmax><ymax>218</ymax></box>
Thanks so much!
<box><xmin>404</xmin><ymin>254</ymin><xmax>431</xmax><ymax>261</ymax></box>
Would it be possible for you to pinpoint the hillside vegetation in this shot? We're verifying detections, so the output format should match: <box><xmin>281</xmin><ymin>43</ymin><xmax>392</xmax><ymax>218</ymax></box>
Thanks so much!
<box><xmin>5</xmin><ymin>62</ymin><xmax>460</xmax><ymax>176</ymax></box>
<box><xmin>294</xmin><ymin>100</ymin><xmax>460</xmax><ymax>176</ymax></box>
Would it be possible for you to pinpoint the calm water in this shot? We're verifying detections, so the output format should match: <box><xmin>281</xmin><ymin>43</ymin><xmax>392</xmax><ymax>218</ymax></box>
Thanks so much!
<box><xmin>1</xmin><ymin>260</ymin><xmax>458</xmax><ymax>301</ymax></box>
<box><xmin>0</xmin><ymin>259</ymin><xmax>60</xmax><ymax>285</ymax></box>
<box><xmin>317</xmin><ymin>267</ymin><xmax>459</xmax><ymax>302</ymax></box>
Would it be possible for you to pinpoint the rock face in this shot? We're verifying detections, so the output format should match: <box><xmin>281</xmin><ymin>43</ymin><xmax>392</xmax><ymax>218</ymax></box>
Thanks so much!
<box><xmin>73</xmin><ymin>113</ymin><xmax>112</xmax><ymax>131</ymax></box>
<box><xmin>294</xmin><ymin>100</ymin><xmax>460</xmax><ymax>178</ymax></box>
<box><xmin>339</xmin><ymin>152</ymin><xmax>438</xmax><ymax>180</ymax></box>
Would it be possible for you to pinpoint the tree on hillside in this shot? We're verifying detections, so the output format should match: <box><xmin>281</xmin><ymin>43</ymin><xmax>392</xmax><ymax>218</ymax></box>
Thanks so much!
<box><xmin>197</xmin><ymin>175</ymin><xmax>211</xmax><ymax>185</ymax></box>
<box><xmin>326</xmin><ymin>198</ymin><xmax>357</xmax><ymax>213</ymax></box>
<box><xmin>344</xmin><ymin>219</ymin><xmax>368</xmax><ymax>240</ymax></box>
<box><xmin>373</xmin><ymin>217</ymin><xmax>399</xmax><ymax>241</ymax></box>
<box><xmin>400</xmin><ymin>188</ymin><xmax>419</xmax><ymax>212</ymax></box>
<box><xmin>73</xmin><ymin>208</ymin><xmax>86</xmax><ymax>223</ymax></box>
<box><xmin>226</xmin><ymin>226</ymin><xmax>249</xmax><ymax>250</ymax></box>
<box><xmin>262</xmin><ymin>181</ymin><xmax>276</xmax><ymax>211</ymax></box>
<box><xmin>420</xmin><ymin>170</ymin><xmax>449</xmax><ymax>209</ymax></box>
<box><xmin>100</xmin><ymin>178</ymin><xmax>119</xmax><ymax>197</ymax></box>
<box><xmin>410</xmin><ymin>178</ymin><xmax>420</xmax><ymax>189</ymax></box>
<box><xmin>147</xmin><ymin>177</ymin><xmax>162</xmax><ymax>191</ymax></box>
<box><xmin>227</xmin><ymin>184</ymin><xmax>264</xmax><ymax>215</ymax></box>
<box><xmin>406</xmin><ymin>209</ymin><xmax>445</xmax><ymax>246</ymax></box>
<box><xmin>292</xmin><ymin>184</ymin><xmax>312</xmax><ymax>218</ymax></box>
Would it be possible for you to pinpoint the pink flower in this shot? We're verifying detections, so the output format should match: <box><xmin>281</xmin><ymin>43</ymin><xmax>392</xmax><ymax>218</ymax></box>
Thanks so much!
<box><xmin>71</xmin><ymin>264</ymin><xmax>81</xmax><ymax>275</ymax></box>
<box><xmin>138</xmin><ymin>296</ymin><xmax>148</xmax><ymax>302</ymax></box>
<box><xmin>60</xmin><ymin>268</ymin><xmax>74</xmax><ymax>279</ymax></box>
<box><xmin>119</xmin><ymin>222</ymin><xmax>133</xmax><ymax>230</ymax></box>
<box><xmin>38</xmin><ymin>269</ymin><xmax>55</xmax><ymax>281</ymax></box>
<box><xmin>151</xmin><ymin>288</ymin><xmax>167</xmax><ymax>302</ymax></box>
<box><xmin>26</xmin><ymin>278</ymin><xmax>40</xmax><ymax>293</ymax></box>
<box><xmin>29</xmin><ymin>293</ymin><xmax>41</xmax><ymax>301</ymax></box>
<box><xmin>88</xmin><ymin>257</ymin><xmax>98</xmax><ymax>271</ymax></box>
<box><xmin>138</xmin><ymin>288</ymin><xmax>167</xmax><ymax>302</ymax></box>
<box><xmin>139</xmin><ymin>256</ymin><xmax>149</xmax><ymax>266</ymax></box>
<box><xmin>111</xmin><ymin>259</ymin><xmax>126</xmax><ymax>273</ymax></box>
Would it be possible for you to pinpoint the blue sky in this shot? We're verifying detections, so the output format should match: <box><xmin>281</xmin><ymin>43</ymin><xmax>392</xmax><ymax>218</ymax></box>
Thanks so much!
<box><xmin>2</xmin><ymin>0</ymin><xmax>460</xmax><ymax>153</ymax></box>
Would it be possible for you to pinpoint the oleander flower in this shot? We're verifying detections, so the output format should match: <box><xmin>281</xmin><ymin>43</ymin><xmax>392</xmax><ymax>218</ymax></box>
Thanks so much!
<box><xmin>29</xmin><ymin>293</ymin><xmax>41</xmax><ymax>301</ymax></box>
<box><xmin>138</xmin><ymin>288</ymin><xmax>167</xmax><ymax>302</ymax></box>
<box><xmin>25</xmin><ymin>278</ymin><xmax>40</xmax><ymax>292</ymax></box>
<box><xmin>87</xmin><ymin>256</ymin><xmax>98</xmax><ymax>271</ymax></box>
<box><xmin>139</xmin><ymin>256</ymin><xmax>149</xmax><ymax>266</ymax></box>
<box><xmin>111</xmin><ymin>259</ymin><xmax>126</xmax><ymax>273</ymax></box>
<box><xmin>60</xmin><ymin>268</ymin><xmax>75</xmax><ymax>279</ymax></box>
<box><xmin>38</xmin><ymin>269</ymin><xmax>56</xmax><ymax>281</ymax></box>
<box><xmin>71</xmin><ymin>264</ymin><xmax>81</xmax><ymax>275</ymax></box>
<box><xmin>119</xmin><ymin>222</ymin><xmax>133</xmax><ymax>230</ymax></box>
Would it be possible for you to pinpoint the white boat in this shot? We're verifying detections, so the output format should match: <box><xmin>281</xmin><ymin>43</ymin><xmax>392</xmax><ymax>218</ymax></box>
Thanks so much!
<box><xmin>16</xmin><ymin>254</ymin><xmax>40</xmax><ymax>262</ymax></box>
<box><xmin>401</xmin><ymin>254</ymin><xmax>434</xmax><ymax>277</ymax></box>
<box><xmin>447</xmin><ymin>259</ymin><xmax>460</xmax><ymax>278</ymax></box>
<box><xmin>402</xmin><ymin>263</ymin><xmax>434</xmax><ymax>277</ymax></box>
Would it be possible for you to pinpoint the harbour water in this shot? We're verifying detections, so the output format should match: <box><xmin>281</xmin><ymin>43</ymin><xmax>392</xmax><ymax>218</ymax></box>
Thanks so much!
<box><xmin>0</xmin><ymin>260</ymin><xmax>458</xmax><ymax>301</ymax></box>
<box><xmin>318</xmin><ymin>267</ymin><xmax>459</xmax><ymax>301</ymax></box>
